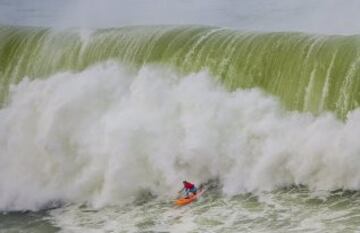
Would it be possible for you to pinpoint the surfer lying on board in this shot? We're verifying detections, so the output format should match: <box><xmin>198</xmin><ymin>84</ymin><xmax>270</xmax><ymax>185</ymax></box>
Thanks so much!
<box><xmin>179</xmin><ymin>180</ymin><xmax>197</xmax><ymax>198</ymax></box>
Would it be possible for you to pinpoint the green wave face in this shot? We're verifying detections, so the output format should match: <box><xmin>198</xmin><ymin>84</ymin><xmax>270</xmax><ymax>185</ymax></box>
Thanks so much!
<box><xmin>1</xmin><ymin>25</ymin><xmax>360</xmax><ymax>118</ymax></box>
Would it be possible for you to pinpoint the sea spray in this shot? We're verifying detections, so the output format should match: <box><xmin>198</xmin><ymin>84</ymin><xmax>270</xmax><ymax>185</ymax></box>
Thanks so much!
<box><xmin>1</xmin><ymin>62</ymin><xmax>360</xmax><ymax>211</ymax></box>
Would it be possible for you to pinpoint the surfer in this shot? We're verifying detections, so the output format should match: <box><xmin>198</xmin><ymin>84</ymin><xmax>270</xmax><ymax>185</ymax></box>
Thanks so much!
<box><xmin>175</xmin><ymin>181</ymin><xmax>205</xmax><ymax>206</ymax></box>
<box><xmin>179</xmin><ymin>180</ymin><xmax>197</xmax><ymax>198</ymax></box>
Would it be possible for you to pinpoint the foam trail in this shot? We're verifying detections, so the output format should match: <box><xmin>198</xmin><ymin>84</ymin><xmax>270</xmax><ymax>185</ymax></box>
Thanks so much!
<box><xmin>1</xmin><ymin>62</ymin><xmax>360</xmax><ymax>211</ymax></box>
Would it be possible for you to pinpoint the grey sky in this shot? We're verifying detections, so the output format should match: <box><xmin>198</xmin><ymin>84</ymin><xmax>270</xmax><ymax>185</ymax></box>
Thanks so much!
<box><xmin>1</xmin><ymin>0</ymin><xmax>360</xmax><ymax>34</ymax></box>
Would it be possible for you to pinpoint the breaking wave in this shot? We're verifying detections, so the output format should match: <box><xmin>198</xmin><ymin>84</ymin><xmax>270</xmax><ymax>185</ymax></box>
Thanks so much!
<box><xmin>1</xmin><ymin>62</ymin><xmax>360</xmax><ymax>211</ymax></box>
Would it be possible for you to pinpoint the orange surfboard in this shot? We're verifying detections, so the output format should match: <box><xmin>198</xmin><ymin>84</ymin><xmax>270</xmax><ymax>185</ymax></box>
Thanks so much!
<box><xmin>175</xmin><ymin>188</ymin><xmax>205</xmax><ymax>206</ymax></box>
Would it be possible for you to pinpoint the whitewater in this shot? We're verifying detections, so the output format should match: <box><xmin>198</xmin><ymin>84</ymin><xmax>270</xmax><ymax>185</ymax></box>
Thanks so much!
<box><xmin>1</xmin><ymin>60</ymin><xmax>360</xmax><ymax>232</ymax></box>
<box><xmin>2</xmin><ymin>60</ymin><xmax>360</xmax><ymax>211</ymax></box>
<box><xmin>2</xmin><ymin>1</ymin><xmax>360</xmax><ymax>232</ymax></box>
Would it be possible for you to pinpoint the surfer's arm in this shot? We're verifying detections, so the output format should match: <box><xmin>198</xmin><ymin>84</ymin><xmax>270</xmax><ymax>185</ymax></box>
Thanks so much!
<box><xmin>178</xmin><ymin>187</ymin><xmax>185</xmax><ymax>193</ymax></box>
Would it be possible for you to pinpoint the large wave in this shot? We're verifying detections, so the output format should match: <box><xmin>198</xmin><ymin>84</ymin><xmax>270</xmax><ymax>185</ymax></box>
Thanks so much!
<box><xmin>1</xmin><ymin>62</ymin><xmax>360</xmax><ymax>211</ymax></box>
<box><xmin>1</xmin><ymin>25</ymin><xmax>360</xmax><ymax>118</ymax></box>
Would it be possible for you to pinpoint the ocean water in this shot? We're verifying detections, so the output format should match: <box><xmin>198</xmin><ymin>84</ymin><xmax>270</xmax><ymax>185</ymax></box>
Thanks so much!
<box><xmin>2</xmin><ymin>1</ymin><xmax>360</xmax><ymax>233</ymax></box>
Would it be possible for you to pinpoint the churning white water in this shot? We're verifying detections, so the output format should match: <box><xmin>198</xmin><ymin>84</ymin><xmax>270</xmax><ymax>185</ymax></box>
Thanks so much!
<box><xmin>1</xmin><ymin>62</ymin><xmax>360</xmax><ymax>213</ymax></box>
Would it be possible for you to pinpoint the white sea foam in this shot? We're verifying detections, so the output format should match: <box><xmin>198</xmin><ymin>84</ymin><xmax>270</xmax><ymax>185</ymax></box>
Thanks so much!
<box><xmin>1</xmin><ymin>61</ymin><xmax>360</xmax><ymax>211</ymax></box>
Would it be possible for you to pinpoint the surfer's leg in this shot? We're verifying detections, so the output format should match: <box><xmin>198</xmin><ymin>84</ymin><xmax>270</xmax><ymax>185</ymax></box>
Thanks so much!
<box><xmin>185</xmin><ymin>189</ymin><xmax>190</xmax><ymax>196</ymax></box>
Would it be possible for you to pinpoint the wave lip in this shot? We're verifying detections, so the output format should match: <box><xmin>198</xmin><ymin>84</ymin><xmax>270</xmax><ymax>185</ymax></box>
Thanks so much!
<box><xmin>1</xmin><ymin>25</ymin><xmax>360</xmax><ymax>117</ymax></box>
